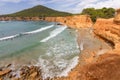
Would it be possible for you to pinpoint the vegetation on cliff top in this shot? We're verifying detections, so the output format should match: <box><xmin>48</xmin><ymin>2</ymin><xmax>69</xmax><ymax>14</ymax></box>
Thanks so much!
<box><xmin>81</xmin><ymin>7</ymin><xmax>115</xmax><ymax>22</ymax></box>
<box><xmin>0</xmin><ymin>6</ymin><xmax>116</xmax><ymax>22</ymax></box>
<box><xmin>2</xmin><ymin>5</ymin><xmax>72</xmax><ymax>17</ymax></box>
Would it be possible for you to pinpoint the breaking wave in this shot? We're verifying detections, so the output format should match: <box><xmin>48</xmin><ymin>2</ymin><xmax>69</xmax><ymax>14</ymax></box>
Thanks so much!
<box><xmin>40</xmin><ymin>26</ymin><xmax>67</xmax><ymax>42</ymax></box>
<box><xmin>36</xmin><ymin>56</ymin><xmax>79</xmax><ymax>79</ymax></box>
<box><xmin>0</xmin><ymin>25</ymin><xmax>54</xmax><ymax>41</ymax></box>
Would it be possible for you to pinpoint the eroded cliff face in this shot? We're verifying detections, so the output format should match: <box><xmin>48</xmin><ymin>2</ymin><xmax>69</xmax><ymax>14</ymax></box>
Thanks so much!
<box><xmin>45</xmin><ymin>15</ymin><xmax>93</xmax><ymax>29</ymax></box>
<box><xmin>94</xmin><ymin>18</ymin><xmax>120</xmax><ymax>49</ymax></box>
<box><xmin>94</xmin><ymin>9</ymin><xmax>120</xmax><ymax>48</ymax></box>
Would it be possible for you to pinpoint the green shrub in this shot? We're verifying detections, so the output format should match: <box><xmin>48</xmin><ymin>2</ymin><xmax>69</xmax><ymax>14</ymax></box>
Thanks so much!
<box><xmin>81</xmin><ymin>7</ymin><xmax>115</xmax><ymax>22</ymax></box>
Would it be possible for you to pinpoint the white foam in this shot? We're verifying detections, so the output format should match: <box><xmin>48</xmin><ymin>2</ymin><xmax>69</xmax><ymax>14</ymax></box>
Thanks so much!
<box><xmin>0</xmin><ymin>25</ymin><xmax>54</xmax><ymax>41</ymax></box>
<box><xmin>0</xmin><ymin>21</ymin><xmax>6</xmax><ymax>23</ymax></box>
<box><xmin>0</xmin><ymin>34</ymin><xmax>19</xmax><ymax>41</ymax></box>
<box><xmin>35</xmin><ymin>25</ymin><xmax>79</xmax><ymax>79</ymax></box>
<box><xmin>58</xmin><ymin>56</ymin><xmax>79</xmax><ymax>77</ymax></box>
<box><xmin>36</xmin><ymin>56</ymin><xmax>79</xmax><ymax>79</ymax></box>
<box><xmin>24</xmin><ymin>25</ymin><xmax>54</xmax><ymax>34</ymax></box>
<box><xmin>40</xmin><ymin>26</ymin><xmax>67</xmax><ymax>42</ymax></box>
<box><xmin>79</xmin><ymin>42</ymin><xmax>84</xmax><ymax>51</ymax></box>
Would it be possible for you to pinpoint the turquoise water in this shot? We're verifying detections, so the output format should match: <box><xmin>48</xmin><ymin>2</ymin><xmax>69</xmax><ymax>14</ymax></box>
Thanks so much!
<box><xmin>0</xmin><ymin>21</ymin><xmax>79</xmax><ymax>78</ymax></box>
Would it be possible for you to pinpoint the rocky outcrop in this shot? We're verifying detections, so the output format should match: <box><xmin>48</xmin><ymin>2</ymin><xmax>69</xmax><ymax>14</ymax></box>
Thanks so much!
<box><xmin>0</xmin><ymin>69</ymin><xmax>11</xmax><ymax>76</ymax></box>
<box><xmin>93</xmin><ymin>9</ymin><xmax>120</xmax><ymax>53</ymax></box>
<box><xmin>0</xmin><ymin>65</ymin><xmax>42</xmax><ymax>80</ymax></box>
<box><xmin>94</xmin><ymin>18</ymin><xmax>120</xmax><ymax>48</ymax></box>
<box><xmin>89</xmin><ymin>9</ymin><xmax>120</xmax><ymax>80</ymax></box>
<box><xmin>45</xmin><ymin>15</ymin><xmax>93</xmax><ymax>29</ymax></box>
<box><xmin>44</xmin><ymin>17</ymin><xmax>57</xmax><ymax>22</ymax></box>
<box><xmin>0</xmin><ymin>15</ymin><xmax>93</xmax><ymax>29</ymax></box>
<box><xmin>72</xmin><ymin>54</ymin><xmax>120</xmax><ymax>80</ymax></box>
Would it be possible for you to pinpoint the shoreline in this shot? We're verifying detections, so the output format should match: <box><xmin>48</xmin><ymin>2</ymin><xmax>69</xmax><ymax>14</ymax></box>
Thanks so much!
<box><xmin>0</xmin><ymin>27</ymin><xmax>112</xmax><ymax>80</ymax></box>
<box><xmin>0</xmin><ymin>15</ymin><xmax>93</xmax><ymax>29</ymax></box>
<box><xmin>0</xmin><ymin>9</ymin><xmax>120</xmax><ymax>80</ymax></box>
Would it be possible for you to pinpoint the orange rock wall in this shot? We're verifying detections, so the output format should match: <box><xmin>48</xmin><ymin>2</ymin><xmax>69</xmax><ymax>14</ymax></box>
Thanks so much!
<box><xmin>94</xmin><ymin>9</ymin><xmax>120</xmax><ymax>49</ymax></box>
<box><xmin>0</xmin><ymin>15</ymin><xmax>93</xmax><ymax>29</ymax></box>
<box><xmin>94</xmin><ymin>18</ymin><xmax>120</xmax><ymax>45</ymax></box>
<box><xmin>45</xmin><ymin>15</ymin><xmax>93</xmax><ymax>29</ymax></box>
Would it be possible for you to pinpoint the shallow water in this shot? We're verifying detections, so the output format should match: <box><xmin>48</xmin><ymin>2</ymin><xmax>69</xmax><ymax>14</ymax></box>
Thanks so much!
<box><xmin>0</xmin><ymin>21</ymin><xmax>79</xmax><ymax>78</ymax></box>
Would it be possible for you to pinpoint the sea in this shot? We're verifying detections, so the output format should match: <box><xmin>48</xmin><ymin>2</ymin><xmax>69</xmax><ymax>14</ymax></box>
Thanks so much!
<box><xmin>0</xmin><ymin>21</ymin><xmax>80</xmax><ymax>78</ymax></box>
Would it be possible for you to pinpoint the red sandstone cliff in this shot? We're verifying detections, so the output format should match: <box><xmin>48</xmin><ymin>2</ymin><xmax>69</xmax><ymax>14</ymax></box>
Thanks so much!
<box><xmin>45</xmin><ymin>15</ymin><xmax>93</xmax><ymax>29</ymax></box>
<box><xmin>94</xmin><ymin>8</ymin><xmax>120</xmax><ymax>49</ymax></box>
<box><xmin>0</xmin><ymin>15</ymin><xmax>93</xmax><ymax>29</ymax></box>
<box><xmin>94</xmin><ymin>18</ymin><xmax>120</xmax><ymax>48</ymax></box>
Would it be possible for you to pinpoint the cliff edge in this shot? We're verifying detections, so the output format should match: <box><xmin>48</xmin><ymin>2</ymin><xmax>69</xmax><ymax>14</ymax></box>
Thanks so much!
<box><xmin>94</xmin><ymin>9</ymin><xmax>120</xmax><ymax>49</ymax></box>
<box><xmin>45</xmin><ymin>15</ymin><xmax>93</xmax><ymax>29</ymax></box>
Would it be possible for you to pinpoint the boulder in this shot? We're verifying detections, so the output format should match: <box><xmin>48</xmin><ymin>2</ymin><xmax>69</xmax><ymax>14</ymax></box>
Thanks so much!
<box><xmin>0</xmin><ymin>69</ymin><xmax>11</xmax><ymax>76</ymax></box>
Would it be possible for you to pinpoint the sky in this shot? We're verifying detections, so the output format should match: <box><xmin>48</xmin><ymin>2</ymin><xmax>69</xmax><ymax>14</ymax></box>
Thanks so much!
<box><xmin>0</xmin><ymin>0</ymin><xmax>120</xmax><ymax>14</ymax></box>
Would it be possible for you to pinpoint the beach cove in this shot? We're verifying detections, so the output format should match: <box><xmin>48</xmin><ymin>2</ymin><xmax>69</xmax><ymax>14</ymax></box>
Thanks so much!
<box><xmin>0</xmin><ymin>5</ymin><xmax>120</xmax><ymax>80</ymax></box>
